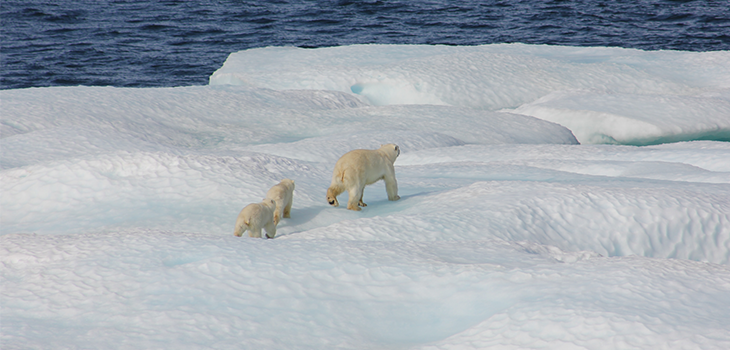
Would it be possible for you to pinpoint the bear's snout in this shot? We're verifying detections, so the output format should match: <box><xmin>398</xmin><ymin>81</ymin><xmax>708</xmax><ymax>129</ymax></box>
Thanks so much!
<box><xmin>328</xmin><ymin>200</ymin><xmax>335</xmax><ymax>205</ymax></box>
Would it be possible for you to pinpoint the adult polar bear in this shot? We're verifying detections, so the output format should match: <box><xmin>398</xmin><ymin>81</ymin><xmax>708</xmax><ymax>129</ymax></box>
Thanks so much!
<box><xmin>327</xmin><ymin>144</ymin><xmax>400</xmax><ymax>211</ymax></box>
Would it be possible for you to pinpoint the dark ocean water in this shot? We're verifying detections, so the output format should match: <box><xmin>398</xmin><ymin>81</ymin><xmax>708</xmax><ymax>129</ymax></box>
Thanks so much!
<box><xmin>2</xmin><ymin>0</ymin><xmax>729</xmax><ymax>90</ymax></box>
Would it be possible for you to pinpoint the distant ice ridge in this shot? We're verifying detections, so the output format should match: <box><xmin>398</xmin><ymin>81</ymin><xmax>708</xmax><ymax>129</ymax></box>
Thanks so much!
<box><xmin>211</xmin><ymin>44</ymin><xmax>730</xmax><ymax>145</ymax></box>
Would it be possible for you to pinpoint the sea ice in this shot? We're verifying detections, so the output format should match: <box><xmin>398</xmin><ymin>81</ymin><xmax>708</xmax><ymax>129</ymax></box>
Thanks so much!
<box><xmin>2</xmin><ymin>44</ymin><xmax>729</xmax><ymax>349</ymax></box>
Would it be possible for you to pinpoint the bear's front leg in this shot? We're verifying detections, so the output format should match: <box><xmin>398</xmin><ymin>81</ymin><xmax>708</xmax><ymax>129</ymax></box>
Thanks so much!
<box><xmin>384</xmin><ymin>171</ymin><xmax>400</xmax><ymax>201</ymax></box>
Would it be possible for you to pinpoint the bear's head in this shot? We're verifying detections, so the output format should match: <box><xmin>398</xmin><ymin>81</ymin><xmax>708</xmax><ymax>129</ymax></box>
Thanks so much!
<box><xmin>379</xmin><ymin>144</ymin><xmax>400</xmax><ymax>161</ymax></box>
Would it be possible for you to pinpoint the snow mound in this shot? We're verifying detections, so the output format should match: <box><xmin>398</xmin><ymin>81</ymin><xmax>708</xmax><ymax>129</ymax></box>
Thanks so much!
<box><xmin>509</xmin><ymin>89</ymin><xmax>730</xmax><ymax>145</ymax></box>
<box><xmin>289</xmin><ymin>180</ymin><xmax>730</xmax><ymax>264</ymax></box>
<box><xmin>210</xmin><ymin>44</ymin><xmax>730</xmax><ymax>145</ymax></box>
<box><xmin>210</xmin><ymin>44</ymin><xmax>730</xmax><ymax>109</ymax></box>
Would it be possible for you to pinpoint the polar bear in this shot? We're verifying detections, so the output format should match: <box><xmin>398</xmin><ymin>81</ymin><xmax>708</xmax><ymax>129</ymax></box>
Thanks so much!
<box><xmin>233</xmin><ymin>198</ymin><xmax>278</xmax><ymax>238</ymax></box>
<box><xmin>266</xmin><ymin>178</ymin><xmax>295</xmax><ymax>224</ymax></box>
<box><xmin>326</xmin><ymin>144</ymin><xmax>400</xmax><ymax>211</ymax></box>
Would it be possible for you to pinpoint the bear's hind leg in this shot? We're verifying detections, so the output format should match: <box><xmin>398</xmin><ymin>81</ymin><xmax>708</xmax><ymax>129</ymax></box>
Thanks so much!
<box><xmin>234</xmin><ymin>225</ymin><xmax>247</xmax><ymax>237</ymax></box>
<box><xmin>347</xmin><ymin>186</ymin><xmax>363</xmax><ymax>211</ymax></box>
<box><xmin>327</xmin><ymin>186</ymin><xmax>342</xmax><ymax>207</ymax></box>
<box><xmin>358</xmin><ymin>192</ymin><xmax>367</xmax><ymax>207</ymax></box>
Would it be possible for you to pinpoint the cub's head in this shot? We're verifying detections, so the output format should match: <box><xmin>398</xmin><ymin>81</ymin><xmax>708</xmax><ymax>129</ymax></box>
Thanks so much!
<box><xmin>379</xmin><ymin>143</ymin><xmax>400</xmax><ymax>160</ymax></box>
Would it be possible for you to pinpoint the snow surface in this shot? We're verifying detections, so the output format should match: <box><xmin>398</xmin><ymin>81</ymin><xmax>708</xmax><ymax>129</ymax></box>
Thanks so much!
<box><xmin>2</xmin><ymin>44</ymin><xmax>730</xmax><ymax>349</ymax></box>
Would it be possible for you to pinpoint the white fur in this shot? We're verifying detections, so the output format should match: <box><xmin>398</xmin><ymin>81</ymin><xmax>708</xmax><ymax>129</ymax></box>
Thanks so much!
<box><xmin>266</xmin><ymin>179</ymin><xmax>295</xmax><ymax>224</ymax></box>
<box><xmin>326</xmin><ymin>144</ymin><xmax>400</xmax><ymax>211</ymax></box>
<box><xmin>233</xmin><ymin>199</ymin><xmax>278</xmax><ymax>238</ymax></box>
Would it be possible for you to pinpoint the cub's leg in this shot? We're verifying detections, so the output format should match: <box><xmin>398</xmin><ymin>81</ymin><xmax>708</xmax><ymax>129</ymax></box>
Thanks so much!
<box><xmin>234</xmin><ymin>216</ymin><xmax>249</xmax><ymax>237</ymax></box>
<box><xmin>273</xmin><ymin>204</ymin><xmax>282</xmax><ymax>225</ymax></box>
<box><xmin>283</xmin><ymin>199</ymin><xmax>292</xmax><ymax>218</ymax></box>
<box><xmin>249</xmin><ymin>226</ymin><xmax>263</xmax><ymax>238</ymax></box>
<box><xmin>265</xmin><ymin>221</ymin><xmax>277</xmax><ymax>239</ymax></box>
<box><xmin>234</xmin><ymin>224</ymin><xmax>248</xmax><ymax>237</ymax></box>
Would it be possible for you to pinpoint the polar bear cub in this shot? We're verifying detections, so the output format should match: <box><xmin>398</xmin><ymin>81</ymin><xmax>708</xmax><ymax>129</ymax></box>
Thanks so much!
<box><xmin>234</xmin><ymin>198</ymin><xmax>277</xmax><ymax>238</ymax></box>
<box><xmin>326</xmin><ymin>144</ymin><xmax>400</xmax><ymax>211</ymax></box>
<box><xmin>266</xmin><ymin>178</ymin><xmax>295</xmax><ymax>224</ymax></box>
